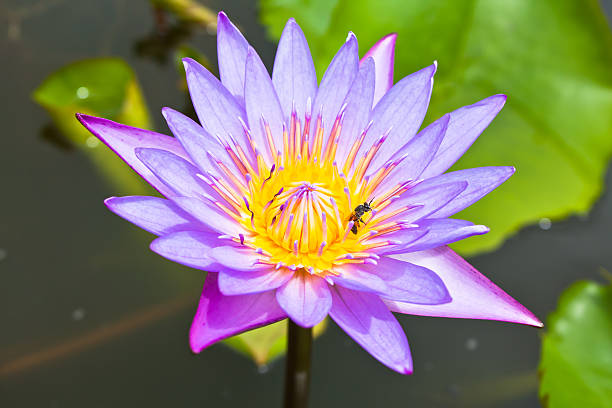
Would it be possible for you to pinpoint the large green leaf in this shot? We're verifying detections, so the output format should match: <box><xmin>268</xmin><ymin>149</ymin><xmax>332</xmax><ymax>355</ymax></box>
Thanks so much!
<box><xmin>33</xmin><ymin>58</ymin><xmax>152</xmax><ymax>195</ymax></box>
<box><xmin>260</xmin><ymin>0</ymin><xmax>612</xmax><ymax>255</ymax></box>
<box><xmin>539</xmin><ymin>280</ymin><xmax>612</xmax><ymax>407</ymax></box>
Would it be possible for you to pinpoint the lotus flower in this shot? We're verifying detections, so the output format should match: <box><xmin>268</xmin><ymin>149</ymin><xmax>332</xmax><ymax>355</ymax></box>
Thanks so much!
<box><xmin>77</xmin><ymin>12</ymin><xmax>541</xmax><ymax>374</ymax></box>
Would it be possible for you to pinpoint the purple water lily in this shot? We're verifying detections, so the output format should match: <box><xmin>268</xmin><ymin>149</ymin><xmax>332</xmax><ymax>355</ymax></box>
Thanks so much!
<box><xmin>78</xmin><ymin>12</ymin><xmax>541</xmax><ymax>374</ymax></box>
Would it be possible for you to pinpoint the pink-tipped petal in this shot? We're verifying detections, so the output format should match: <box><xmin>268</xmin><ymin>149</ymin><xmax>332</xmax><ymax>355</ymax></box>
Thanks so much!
<box><xmin>276</xmin><ymin>271</ymin><xmax>332</xmax><ymax>328</ymax></box>
<box><xmin>150</xmin><ymin>230</ymin><xmax>218</xmax><ymax>270</ymax></box>
<box><xmin>216</xmin><ymin>12</ymin><xmax>249</xmax><ymax>102</ymax></box>
<box><xmin>310</xmin><ymin>33</ymin><xmax>359</xmax><ymax>152</ymax></box>
<box><xmin>272</xmin><ymin>18</ymin><xmax>318</xmax><ymax>122</ymax></box>
<box><xmin>245</xmin><ymin>47</ymin><xmax>285</xmax><ymax>165</ymax></box>
<box><xmin>76</xmin><ymin>114</ymin><xmax>190</xmax><ymax>198</ymax></box>
<box><xmin>218</xmin><ymin>268</ymin><xmax>294</xmax><ymax>296</ymax></box>
<box><xmin>385</xmin><ymin>247</ymin><xmax>543</xmax><ymax>327</ymax></box>
<box><xmin>190</xmin><ymin>273</ymin><xmax>286</xmax><ymax>352</ymax></box>
<box><xmin>420</xmin><ymin>94</ymin><xmax>507</xmax><ymax>178</ymax></box>
<box><xmin>329</xmin><ymin>286</ymin><xmax>413</xmax><ymax>374</ymax></box>
<box><xmin>361</xmin><ymin>33</ymin><xmax>397</xmax><ymax>106</ymax></box>
<box><xmin>104</xmin><ymin>196</ymin><xmax>206</xmax><ymax>236</ymax></box>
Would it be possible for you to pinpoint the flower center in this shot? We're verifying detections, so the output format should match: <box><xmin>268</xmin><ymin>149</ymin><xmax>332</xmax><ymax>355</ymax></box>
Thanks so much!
<box><xmin>210</xmin><ymin>106</ymin><xmax>403</xmax><ymax>276</ymax></box>
<box><xmin>244</xmin><ymin>154</ymin><xmax>362</xmax><ymax>275</ymax></box>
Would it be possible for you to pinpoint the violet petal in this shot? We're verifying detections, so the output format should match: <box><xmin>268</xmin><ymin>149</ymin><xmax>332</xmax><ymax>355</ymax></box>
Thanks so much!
<box><xmin>353</xmin><ymin>256</ymin><xmax>451</xmax><ymax>304</ymax></box>
<box><xmin>104</xmin><ymin>196</ymin><xmax>206</xmax><ymax>236</ymax></box>
<box><xmin>385</xmin><ymin>247</ymin><xmax>543</xmax><ymax>326</ymax></box>
<box><xmin>161</xmin><ymin>107</ymin><xmax>234</xmax><ymax>174</ymax></box>
<box><xmin>310</xmin><ymin>33</ymin><xmax>359</xmax><ymax>153</ymax></box>
<box><xmin>218</xmin><ymin>268</ymin><xmax>294</xmax><ymax>296</ymax></box>
<box><xmin>190</xmin><ymin>273</ymin><xmax>286</xmax><ymax>352</ymax></box>
<box><xmin>245</xmin><ymin>47</ymin><xmax>285</xmax><ymax>165</ymax></box>
<box><xmin>379</xmin><ymin>181</ymin><xmax>467</xmax><ymax>224</ymax></box>
<box><xmin>171</xmin><ymin>196</ymin><xmax>247</xmax><ymax>237</ymax></box>
<box><xmin>399</xmin><ymin>219</ymin><xmax>489</xmax><ymax>253</ymax></box>
<box><xmin>150</xmin><ymin>230</ymin><xmax>218</xmax><ymax>270</ymax></box>
<box><xmin>210</xmin><ymin>245</ymin><xmax>271</xmax><ymax>272</ymax></box>
<box><xmin>421</xmin><ymin>94</ymin><xmax>507</xmax><ymax>177</ymax></box>
<box><xmin>276</xmin><ymin>272</ymin><xmax>332</xmax><ymax>328</ymax></box>
<box><xmin>360</xmin><ymin>33</ymin><xmax>397</xmax><ymax>106</ymax></box>
<box><xmin>332</xmin><ymin>264</ymin><xmax>388</xmax><ymax>293</ymax></box>
<box><xmin>329</xmin><ymin>285</ymin><xmax>413</xmax><ymax>374</ymax></box>
<box><xmin>272</xmin><ymin>18</ymin><xmax>318</xmax><ymax>122</ymax></box>
<box><xmin>76</xmin><ymin>114</ymin><xmax>189</xmax><ymax>198</ymax></box>
<box><xmin>135</xmin><ymin>147</ymin><xmax>214</xmax><ymax>199</ymax></box>
<box><xmin>335</xmin><ymin>57</ymin><xmax>375</xmax><ymax>169</ymax></box>
<box><xmin>372</xmin><ymin>113</ymin><xmax>449</xmax><ymax>194</ymax></box>
<box><xmin>363</xmin><ymin>63</ymin><xmax>436</xmax><ymax>171</ymax></box>
<box><xmin>182</xmin><ymin>58</ymin><xmax>252</xmax><ymax>158</ymax></box>
<box><xmin>425</xmin><ymin>166</ymin><xmax>516</xmax><ymax>218</ymax></box>
<box><xmin>216</xmin><ymin>12</ymin><xmax>249</xmax><ymax>103</ymax></box>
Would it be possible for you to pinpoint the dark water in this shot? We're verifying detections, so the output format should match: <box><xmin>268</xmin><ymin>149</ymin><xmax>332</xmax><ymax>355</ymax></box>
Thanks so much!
<box><xmin>1</xmin><ymin>1</ymin><xmax>611</xmax><ymax>407</ymax></box>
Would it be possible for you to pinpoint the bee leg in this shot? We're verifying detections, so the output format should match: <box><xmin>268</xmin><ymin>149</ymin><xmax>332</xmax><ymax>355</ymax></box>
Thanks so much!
<box><xmin>351</xmin><ymin>218</ymin><xmax>362</xmax><ymax>235</ymax></box>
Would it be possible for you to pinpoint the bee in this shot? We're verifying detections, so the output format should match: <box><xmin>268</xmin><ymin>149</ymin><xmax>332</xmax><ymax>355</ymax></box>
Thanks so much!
<box><xmin>349</xmin><ymin>199</ymin><xmax>374</xmax><ymax>234</ymax></box>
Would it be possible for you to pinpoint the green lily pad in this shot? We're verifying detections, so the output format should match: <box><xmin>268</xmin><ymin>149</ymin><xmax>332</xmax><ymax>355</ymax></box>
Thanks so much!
<box><xmin>539</xmin><ymin>280</ymin><xmax>612</xmax><ymax>407</ymax></box>
<box><xmin>224</xmin><ymin>319</ymin><xmax>327</xmax><ymax>366</ymax></box>
<box><xmin>260</xmin><ymin>0</ymin><xmax>612</xmax><ymax>255</ymax></box>
<box><xmin>33</xmin><ymin>58</ymin><xmax>152</xmax><ymax>194</ymax></box>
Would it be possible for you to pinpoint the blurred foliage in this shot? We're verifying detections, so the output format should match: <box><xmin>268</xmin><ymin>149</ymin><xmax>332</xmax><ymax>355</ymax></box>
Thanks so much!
<box><xmin>134</xmin><ymin>22</ymin><xmax>195</xmax><ymax>64</ymax></box>
<box><xmin>149</xmin><ymin>0</ymin><xmax>216</xmax><ymax>29</ymax></box>
<box><xmin>33</xmin><ymin>58</ymin><xmax>152</xmax><ymax>195</ymax></box>
<box><xmin>224</xmin><ymin>319</ymin><xmax>327</xmax><ymax>366</ymax></box>
<box><xmin>260</xmin><ymin>0</ymin><xmax>612</xmax><ymax>256</ymax></box>
<box><xmin>539</xmin><ymin>280</ymin><xmax>612</xmax><ymax>407</ymax></box>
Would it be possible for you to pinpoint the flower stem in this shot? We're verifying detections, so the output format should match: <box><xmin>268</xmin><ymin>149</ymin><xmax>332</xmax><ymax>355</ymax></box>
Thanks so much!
<box><xmin>283</xmin><ymin>320</ymin><xmax>313</xmax><ymax>408</ymax></box>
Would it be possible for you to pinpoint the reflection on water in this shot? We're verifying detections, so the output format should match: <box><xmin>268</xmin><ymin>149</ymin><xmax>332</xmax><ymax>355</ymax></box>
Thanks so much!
<box><xmin>1</xmin><ymin>0</ymin><xmax>612</xmax><ymax>407</ymax></box>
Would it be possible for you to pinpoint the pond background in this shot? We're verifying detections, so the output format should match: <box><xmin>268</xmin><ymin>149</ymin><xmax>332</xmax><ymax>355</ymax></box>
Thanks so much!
<box><xmin>1</xmin><ymin>0</ymin><xmax>612</xmax><ymax>407</ymax></box>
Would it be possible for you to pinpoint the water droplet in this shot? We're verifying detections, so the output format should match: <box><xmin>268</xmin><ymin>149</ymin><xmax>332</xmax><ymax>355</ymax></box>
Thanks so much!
<box><xmin>76</xmin><ymin>86</ymin><xmax>89</xmax><ymax>99</ymax></box>
<box><xmin>85</xmin><ymin>136</ymin><xmax>100</xmax><ymax>148</ymax></box>
<box><xmin>465</xmin><ymin>337</ymin><xmax>478</xmax><ymax>351</ymax></box>
<box><xmin>539</xmin><ymin>217</ymin><xmax>552</xmax><ymax>230</ymax></box>
<box><xmin>257</xmin><ymin>364</ymin><xmax>269</xmax><ymax>374</ymax></box>
<box><xmin>72</xmin><ymin>307</ymin><xmax>86</xmax><ymax>321</ymax></box>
